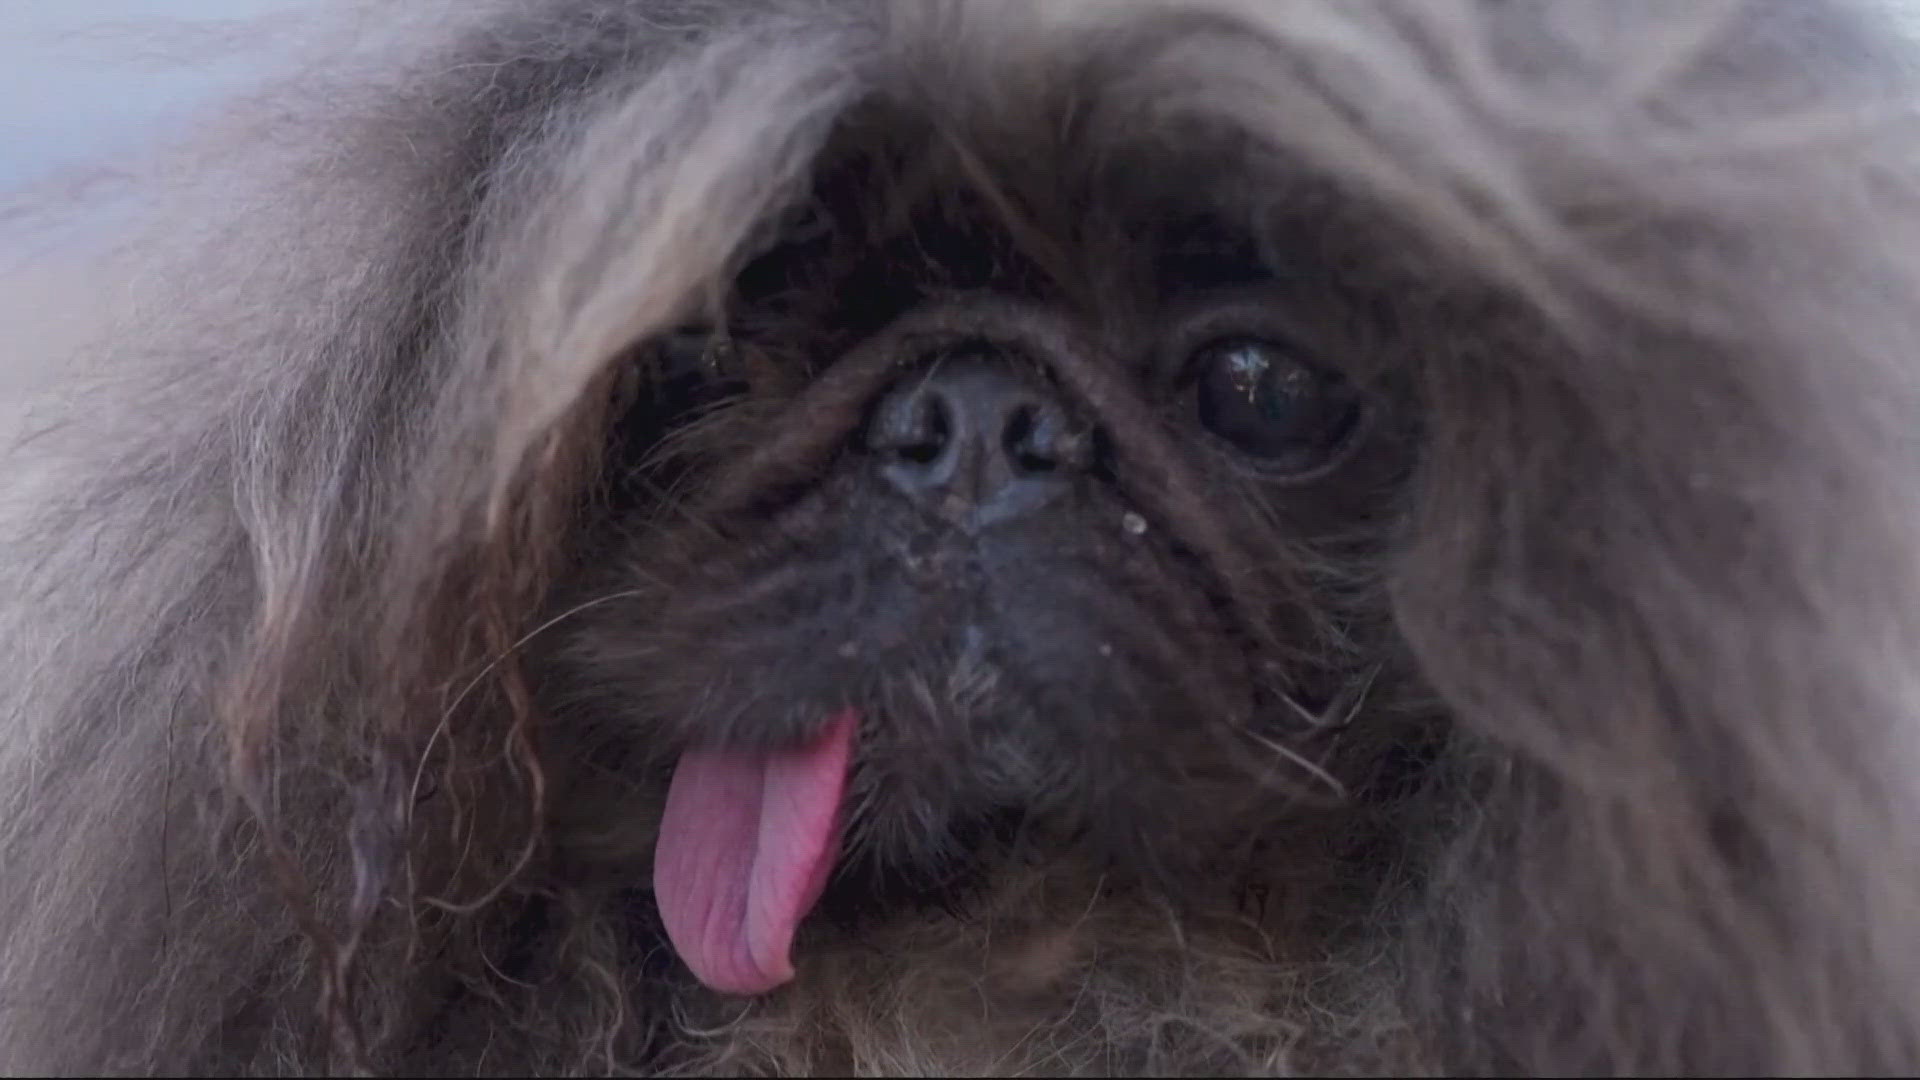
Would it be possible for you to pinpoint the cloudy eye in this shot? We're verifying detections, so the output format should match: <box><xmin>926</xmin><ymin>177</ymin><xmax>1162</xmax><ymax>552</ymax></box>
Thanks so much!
<box><xmin>1191</xmin><ymin>338</ymin><xmax>1363</xmax><ymax>475</ymax></box>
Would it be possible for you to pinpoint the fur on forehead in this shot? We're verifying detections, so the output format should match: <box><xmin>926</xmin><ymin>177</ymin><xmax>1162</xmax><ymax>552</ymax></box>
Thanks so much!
<box><xmin>438</xmin><ymin>0</ymin><xmax>1920</xmax><ymax>540</ymax></box>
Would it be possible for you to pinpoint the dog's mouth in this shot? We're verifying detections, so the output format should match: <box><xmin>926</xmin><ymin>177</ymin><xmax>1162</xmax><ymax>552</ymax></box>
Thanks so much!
<box><xmin>638</xmin><ymin>524</ymin><xmax>1255</xmax><ymax>997</ymax></box>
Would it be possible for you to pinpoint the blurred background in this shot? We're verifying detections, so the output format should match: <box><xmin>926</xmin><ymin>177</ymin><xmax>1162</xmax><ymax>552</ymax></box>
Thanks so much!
<box><xmin>1</xmin><ymin>0</ymin><xmax>306</xmax><ymax>191</ymax></box>
<box><xmin>0</xmin><ymin>0</ymin><xmax>310</xmax><ymax>433</ymax></box>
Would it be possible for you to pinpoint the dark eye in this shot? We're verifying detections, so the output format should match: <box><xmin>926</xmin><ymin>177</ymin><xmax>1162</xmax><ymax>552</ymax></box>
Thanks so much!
<box><xmin>651</xmin><ymin>328</ymin><xmax>731</xmax><ymax>383</ymax></box>
<box><xmin>636</xmin><ymin>327</ymin><xmax>754</xmax><ymax>404</ymax></box>
<box><xmin>613</xmin><ymin>327</ymin><xmax>752</xmax><ymax>441</ymax></box>
<box><xmin>1191</xmin><ymin>338</ymin><xmax>1363</xmax><ymax>475</ymax></box>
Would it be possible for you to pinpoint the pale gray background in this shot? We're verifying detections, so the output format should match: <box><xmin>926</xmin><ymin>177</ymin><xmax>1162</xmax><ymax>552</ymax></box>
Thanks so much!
<box><xmin>0</xmin><ymin>0</ymin><xmax>311</xmax><ymax>434</ymax></box>
<box><xmin>0</xmin><ymin>0</ymin><xmax>306</xmax><ymax>190</ymax></box>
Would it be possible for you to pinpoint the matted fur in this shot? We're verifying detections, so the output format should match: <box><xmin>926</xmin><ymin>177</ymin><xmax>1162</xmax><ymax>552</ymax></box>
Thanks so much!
<box><xmin>6</xmin><ymin>0</ymin><xmax>1920</xmax><ymax>1075</ymax></box>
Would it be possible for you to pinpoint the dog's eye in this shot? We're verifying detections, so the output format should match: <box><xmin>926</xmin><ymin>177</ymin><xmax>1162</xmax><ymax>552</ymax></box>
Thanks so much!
<box><xmin>613</xmin><ymin>327</ymin><xmax>752</xmax><ymax>445</ymax></box>
<box><xmin>651</xmin><ymin>328</ymin><xmax>731</xmax><ymax>383</ymax></box>
<box><xmin>1191</xmin><ymin>338</ymin><xmax>1362</xmax><ymax>475</ymax></box>
<box><xmin>636</xmin><ymin>327</ymin><xmax>755</xmax><ymax>404</ymax></box>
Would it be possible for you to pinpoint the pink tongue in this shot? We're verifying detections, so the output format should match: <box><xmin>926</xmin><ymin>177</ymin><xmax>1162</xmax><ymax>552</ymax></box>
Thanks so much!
<box><xmin>653</xmin><ymin>710</ymin><xmax>857</xmax><ymax>995</ymax></box>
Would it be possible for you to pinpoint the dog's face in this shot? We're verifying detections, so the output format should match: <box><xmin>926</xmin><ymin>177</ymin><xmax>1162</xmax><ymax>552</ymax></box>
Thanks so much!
<box><xmin>539</xmin><ymin>123</ymin><xmax>1425</xmax><ymax>994</ymax></box>
<box><xmin>9</xmin><ymin>2</ymin><xmax>1920</xmax><ymax>1075</ymax></box>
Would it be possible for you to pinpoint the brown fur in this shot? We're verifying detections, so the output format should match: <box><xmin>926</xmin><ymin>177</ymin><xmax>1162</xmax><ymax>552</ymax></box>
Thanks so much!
<box><xmin>6</xmin><ymin>0</ymin><xmax>1920</xmax><ymax>1075</ymax></box>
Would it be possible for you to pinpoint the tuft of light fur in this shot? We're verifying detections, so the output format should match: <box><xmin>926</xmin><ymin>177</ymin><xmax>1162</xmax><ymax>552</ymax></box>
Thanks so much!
<box><xmin>6</xmin><ymin>1</ymin><xmax>1920</xmax><ymax>1075</ymax></box>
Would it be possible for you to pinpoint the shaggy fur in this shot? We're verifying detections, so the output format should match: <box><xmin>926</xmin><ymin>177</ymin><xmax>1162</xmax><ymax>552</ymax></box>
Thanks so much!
<box><xmin>7</xmin><ymin>0</ymin><xmax>1920</xmax><ymax>1075</ymax></box>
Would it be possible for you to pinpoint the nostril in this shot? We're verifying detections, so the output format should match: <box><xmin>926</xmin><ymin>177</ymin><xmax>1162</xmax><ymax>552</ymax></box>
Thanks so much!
<box><xmin>1006</xmin><ymin>402</ymin><xmax>1096</xmax><ymax>476</ymax></box>
<box><xmin>1003</xmin><ymin>404</ymin><xmax>1055</xmax><ymax>475</ymax></box>
<box><xmin>881</xmin><ymin>392</ymin><xmax>952</xmax><ymax>467</ymax></box>
<box><xmin>898</xmin><ymin>439</ymin><xmax>942</xmax><ymax>465</ymax></box>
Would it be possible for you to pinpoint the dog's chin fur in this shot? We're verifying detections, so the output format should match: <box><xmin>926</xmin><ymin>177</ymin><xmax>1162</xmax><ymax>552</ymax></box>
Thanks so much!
<box><xmin>8</xmin><ymin>1</ymin><xmax>1920</xmax><ymax>1076</ymax></box>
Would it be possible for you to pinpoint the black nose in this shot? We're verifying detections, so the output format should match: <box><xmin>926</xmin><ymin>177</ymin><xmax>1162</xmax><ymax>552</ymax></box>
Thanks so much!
<box><xmin>865</xmin><ymin>355</ymin><xmax>1094</xmax><ymax>528</ymax></box>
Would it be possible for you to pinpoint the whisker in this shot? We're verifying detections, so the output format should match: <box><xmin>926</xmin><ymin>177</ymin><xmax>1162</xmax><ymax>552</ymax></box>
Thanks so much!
<box><xmin>1274</xmin><ymin>663</ymin><xmax>1380</xmax><ymax>731</ymax></box>
<box><xmin>406</xmin><ymin>590</ymin><xmax>650</xmax><ymax>823</ymax></box>
<box><xmin>1236</xmin><ymin>726</ymin><xmax>1348</xmax><ymax>801</ymax></box>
